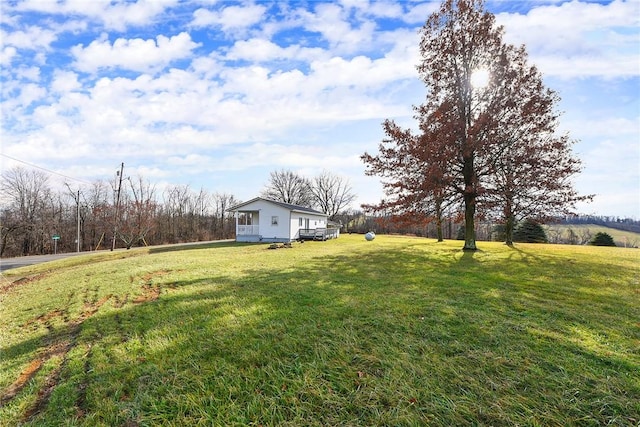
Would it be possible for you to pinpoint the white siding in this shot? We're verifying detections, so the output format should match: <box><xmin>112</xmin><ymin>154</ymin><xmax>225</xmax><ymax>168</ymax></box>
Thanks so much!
<box><xmin>234</xmin><ymin>200</ymin><xmax>290</xmax><ymax>242</ymax></box>
<box><xmin>291</xmin><ymin>212</ymin><xmax>327</xmax><ymax>239</ymax></box>
<box><xmin>258</xmin><ymin>203</ymin><xmax>290</xmax><ymax>242</ymax></box>
<box><xmin>232</xmin><ymin>198</ymin><xmax>330</xmax><ymax>243</ymax></box>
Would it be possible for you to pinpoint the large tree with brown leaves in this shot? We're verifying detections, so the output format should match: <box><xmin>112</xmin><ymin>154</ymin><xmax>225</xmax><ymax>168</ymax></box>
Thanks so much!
<box><xmin>362</xmin><ymin>0</ymin><xmax>588</xmax><ymax>249</ymax></box>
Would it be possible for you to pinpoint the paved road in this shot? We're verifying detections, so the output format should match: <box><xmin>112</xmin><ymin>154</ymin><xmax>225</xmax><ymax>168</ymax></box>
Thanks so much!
<box><xmin>0</xmin><ymin>252</ymin><xmax>88</xmax><ymax>272</ymax></box>
<box><xmin>0</xmin><ymin>240</ymin><xmax>234</xmax><ymax>273</ymax></box>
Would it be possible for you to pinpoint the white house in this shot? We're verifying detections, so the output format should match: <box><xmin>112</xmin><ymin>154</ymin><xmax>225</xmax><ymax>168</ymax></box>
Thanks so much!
<box><xmin>229</xmin><ymin>197</ymin><xmax>337</xmax><ymax>243</ymax></box>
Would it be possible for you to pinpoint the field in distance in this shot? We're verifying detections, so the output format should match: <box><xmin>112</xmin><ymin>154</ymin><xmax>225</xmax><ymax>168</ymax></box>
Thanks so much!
<box><xmin>544</xmin><ymin>223</ymin><xmax>640</xmax><ymax>247</ymax></box>
<box><xmin>1</xmin><ymin>235</ymin><xmax>638</xmax><ymax>426</ymax></box>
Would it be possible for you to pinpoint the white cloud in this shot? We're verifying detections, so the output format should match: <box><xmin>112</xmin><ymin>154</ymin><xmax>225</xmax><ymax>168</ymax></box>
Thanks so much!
<box><xmin>13</xmin><ymin>65</ymin><xmax>41</xmax><ymax>81</ymax></box>
<box><xmin>225</xmin><ymin>38</ymin><xmax>327</xmax><ymax>63</ymax></box>
<box><xmin>51</xmin><ymin>70</ymin><xmax>82</xmax><ymax>93</ymax></box>
<box><xmin>0</xmin><ymin>26</ymin><xmax>57</xmax><ymax>50</ymax></box>
<box><xmin>576</xmin><ymin>136</ymin><xmax>640</xmax><ymax>217</ymax></box>
<box><xmin>364</xmin><ymin>1</ymin><xmax>405</xmax><ymax>19</ymax></box>
<box><xmin>567</xmin><ymin>116</ymin><xmax>640</xmax><ymax>139</ymax></box>
<box><xmin>15</xmin><ymin>83</ymin><xmax>47</xmax><ymax>108</ymax></box>
<box><xmin>215</xmin><ymin>142</ymin><xmax>357</xmax><ymax>173</ymax></box>
<box><xmin>71</xmin><ymin>32</ymin><xmax>200</xmax><ymax>73</ymax></box>
<box><xmin>404</xmin><ymin>2</ymin><xmax>439</xmax><ymax>24</ymax></box>
<box><xmin>0</xmin><ymin>46</ymin><xmax>17</xmax><ymax>64</ymax></box>
<box><xmin>496</xmin><ymin>0</ymin><xmax>640</xmax><ymax>78</ymax></box>
<box><xmin>307</xmin><ymin>38</ymin><xmax>419</xmax><ymax>91</ymax></box>
<box><xmin>14</xmin><ymin>0</ymin><xmax>179</xmax><ymax>31</ymax></box>
<box><xmin>102</xmin><ymin>0</ymin><xmax>179</xmax><ymax>30</ymax></box>
<box><xmin>295</xmin><ymin>2</ymin><xmax>376</xmax><ymax>53</ymax></box>
<box><xmin>191</xmin><ymin>4</ymin><xmax>266</xmax><ymax>32</ymax></box>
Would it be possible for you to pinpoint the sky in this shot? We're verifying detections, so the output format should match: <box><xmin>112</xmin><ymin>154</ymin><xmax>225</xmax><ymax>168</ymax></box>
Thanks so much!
<box><xmin>1</xmin><ymin>0</ymin><xmax>639</xmax><ymax>218</ymax></box>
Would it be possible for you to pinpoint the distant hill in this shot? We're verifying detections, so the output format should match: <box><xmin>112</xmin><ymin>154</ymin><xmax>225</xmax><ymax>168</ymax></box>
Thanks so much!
<box><xmin>559</xmin><ymin>215</ymin><xmax>640</xmax><ymax>233</ymax></box>
<box><xmin>544</xmin><ymin>223</ymin><xmax>640</xmax><ymax>248</ymax></box>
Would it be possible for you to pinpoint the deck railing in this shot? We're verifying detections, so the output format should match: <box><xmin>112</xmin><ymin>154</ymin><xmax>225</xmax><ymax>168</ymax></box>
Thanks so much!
<box><xmin>237</xmin><ymin>225</ymin><xmax>260</xmax><ymax>235</ymax></box>
<box><xmin>299</xmin><ymin>228</ymin><xmax>339</xmax><ymax>241</ymax></box>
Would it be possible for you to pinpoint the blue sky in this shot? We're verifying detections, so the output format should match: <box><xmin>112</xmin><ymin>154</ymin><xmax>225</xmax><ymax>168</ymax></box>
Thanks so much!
<box><xmin>1</xmin><ymin>0</ymin><xmax>639</xmax><ymax>218</ymax></box>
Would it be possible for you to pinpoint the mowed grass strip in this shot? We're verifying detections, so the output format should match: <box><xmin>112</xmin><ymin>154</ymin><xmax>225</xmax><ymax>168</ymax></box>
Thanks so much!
<box><xmin>1</xmin><ymin>236</ymin><xmax>638</xmax><ymax>426</ymax></box>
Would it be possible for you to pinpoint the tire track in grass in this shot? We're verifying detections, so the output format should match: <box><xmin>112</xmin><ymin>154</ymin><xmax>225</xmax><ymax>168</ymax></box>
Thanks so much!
<box><xmin>3</xmin><ymin>269</ymin><xmax>172</xmax><ymax>421</ymax></box>
<box><xmin>73</xmin><ymin>271</ymin><xmax>171</xmax><ymax>423</ymax></box>
<box><xmin>20</xmin><ymin>294</ymin><xmax>113</xmax><ymax>422</ymax></box>
<box><xmin>0</xmin><ymin>293</ymin><xmax>112</xmax><ymax>420</ymax></box>
<box><xmin>74</xmin><ymin>344</ymin><xmax>93</xmax><ymax>419</ymax></box>
<box><xmin>0</xmin><ymin>359</ymin><xmax>43</xmax><ymax>406</ymax></box>
<box><xmin>0</xmin><ymin>273</ymin><xmax>49</xmax><ymax>294</ymax></box>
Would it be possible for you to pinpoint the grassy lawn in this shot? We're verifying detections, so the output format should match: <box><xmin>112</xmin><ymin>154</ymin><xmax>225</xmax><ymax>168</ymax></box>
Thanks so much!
<box><xmin>1</xmin><ymin>235</ymin><xmax>638</xmax><ymax>426</ymax></box>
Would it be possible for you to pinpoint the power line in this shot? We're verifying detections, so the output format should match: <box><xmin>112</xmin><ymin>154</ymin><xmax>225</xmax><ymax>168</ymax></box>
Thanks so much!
<box><xmin>0</xmin><ymin>153</ymin><xmax>93</xmax><ymax>185</ymax></box>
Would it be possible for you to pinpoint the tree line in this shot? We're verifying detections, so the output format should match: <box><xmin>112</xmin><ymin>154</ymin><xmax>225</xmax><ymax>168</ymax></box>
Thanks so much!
<box><xmin>0</xmin><ymin>167</ymin><xmax>238</xmax><ymax>257</ymax></box>
<box><xmin>0</xmin><ymin>167</ymin><xmax>357</xmax><ymax>258</ymax></box>
<box><xmin>559</xmin><ymin>215</ymin><xmax>640</xmax><ymax>234</ymax></box>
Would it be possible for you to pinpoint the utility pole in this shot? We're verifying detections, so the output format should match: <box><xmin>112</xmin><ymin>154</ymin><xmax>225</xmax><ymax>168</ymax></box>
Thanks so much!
<box><xmin>76</xmin><ymin>189</ymin><xmax>81</xmax><ymax>252</ymax></box>
<box><xmin>64</xmin><ymin>183</ymin><xmax>82</xmax><ymax>253</ymax></box>
<box><xmin>111</xmin><ymin>163</ymin><xmax>124</xmax><ymax>251</ymax></box>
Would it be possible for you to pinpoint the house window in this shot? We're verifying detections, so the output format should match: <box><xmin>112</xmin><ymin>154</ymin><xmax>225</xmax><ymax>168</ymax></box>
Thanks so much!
<box><xmin>299</xmin><ymin>217</ymin><xmax>303</xmax><ymax>227</ymax></box>
<box><xmin>271</xmin><ymin>216</ymin><xmax>279</xmax><ymax>226</ymax></box>
<box><xmin>238</xmin><ymin>212</ymin><xmax>252</xmax><ymax>225</ymax></box>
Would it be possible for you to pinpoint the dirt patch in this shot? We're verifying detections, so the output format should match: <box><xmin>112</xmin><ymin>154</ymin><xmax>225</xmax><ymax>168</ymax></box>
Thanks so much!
<box><xmin>22</xmin><ymin>309</ymin><xmax>66</xmax><ymax>329</ymax></box>
<box><xmin>129</xmin><ymin>269</ymin><xmax>172</xmax><ymax>304</ymax></box>
<box><xmin>0</xmin><ymin>359</ymin><xmax>43</xmax><ymax>406</ymax></box>
<box><xmin>140</xmin><ymin>269</ymin><xmax>171</xmax><ymax>283</ymax></box>
<box><xmin>132</xmin><ymin>284</ymin><xmax>160</xmax><ymax>304</ymax></box>
<box><xmin>0</xmin><ymin>273</ymin><xmax>49</xmax><ymax>294</ymax></box>
<box><xmin>80</xmin><ymin>295</ymin><xmax>112</xmax><ymax>320</ymax></box>
<box><xmin>20</xmin><ymin>362</ymin><xmax>64</xmax><ymax>423</ymax></box>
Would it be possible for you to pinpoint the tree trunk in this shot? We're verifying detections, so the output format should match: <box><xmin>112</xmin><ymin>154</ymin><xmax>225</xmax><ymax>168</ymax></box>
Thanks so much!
<box><xmin>505</xmin><ymin>214</ymin><xmax>515</xmax><ymax>246</ymax></box>
<box><xmin>435</xmin><ymin>199</ymin><xmax>444</xmax><ymax>242</ymax></box>
<box><xmin>462</xmin><ymin>153</ymin><xmax>477</xmax><ymax>251</ymax></box>
<box><xmin>463</xmin><ymin>193</ymin><xmax>477</xmax><ymax>250</ymax></box>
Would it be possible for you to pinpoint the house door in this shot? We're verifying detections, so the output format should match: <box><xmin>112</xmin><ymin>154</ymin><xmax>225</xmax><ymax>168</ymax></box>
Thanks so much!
<box><xmin>305</xmin><ymin>218</ymin><xmax>310</xmax><ymax>229</ymax></box>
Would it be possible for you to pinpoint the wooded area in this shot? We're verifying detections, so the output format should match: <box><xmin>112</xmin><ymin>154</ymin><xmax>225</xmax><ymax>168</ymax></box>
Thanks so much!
<box><xmin>0</xmin><ymin>167</ymin><xmax>237</xmax><ymax>257</ymax></box>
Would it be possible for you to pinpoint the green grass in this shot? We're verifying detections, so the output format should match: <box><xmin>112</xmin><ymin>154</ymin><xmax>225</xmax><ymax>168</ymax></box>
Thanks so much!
<box><xmin>1</xmin><ymin>236</ymin><xmax>639</xmax><ymax>426</ymax></box>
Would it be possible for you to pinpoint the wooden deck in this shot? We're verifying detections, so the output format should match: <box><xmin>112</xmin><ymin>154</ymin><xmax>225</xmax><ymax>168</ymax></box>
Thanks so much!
<box><xmin>298</xmin><ymin>228</ymin><xmax>338</xmax><ymax>241</ymax></box>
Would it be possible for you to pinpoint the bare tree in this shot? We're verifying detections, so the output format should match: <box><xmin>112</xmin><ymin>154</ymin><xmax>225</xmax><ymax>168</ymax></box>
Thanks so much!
<box><xmin>0</xmin><ymin>209</ymin><xmax>21</xmax><ymax>257</ymax></box>
<box><xmin>578</xmin><ymin>228</ymin><xmax>592</xmax><ymax>245</ymax></box>
<box><xmin>212</xmin><ymin>192</ymin><xmax>237</xmax><ymax>239</ymax></box>
<box><xmin>309</xmin><ymin>170</ymin><xmax>356</xmax><ymax>219</ymax></box>
<box><xmin>0</xmin><ymin>167</ymin><xmax>51</xmax><ymax>255</ymax></box>
<box><xmin>192</xmin><ymin>188</ymin><xmax>212</xmax><ymax>240</ymax></box>
<box><xmin>162</xmin><ymin>184</ymin><xmax>193</xmax><ymax>242</ymax></box>
<box><xmin>83</xmin><ymin>180</ymin><xmax>112</xmax><ymax>250</ymax></box>
<box><xmin>118</xmin><ymin>176</ymin><xmax>158</xmax><ymax>249</ymax></box>
<box><xmin>0</xmin><ymin>168</ymin><xmax>241</xmax><ymax>255</ymax></box>
<box><xmin>261</xmin><ymin>169</ymin><xmax>313</xmax><ymax>207</ymax></box>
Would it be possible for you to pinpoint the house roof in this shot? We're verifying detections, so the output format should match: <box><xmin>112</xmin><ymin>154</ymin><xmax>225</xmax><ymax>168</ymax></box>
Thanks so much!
<box><xmin>228</xmin><ymin>197</ymin><xmax>327</xmax><ymax>216</ymax></box>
